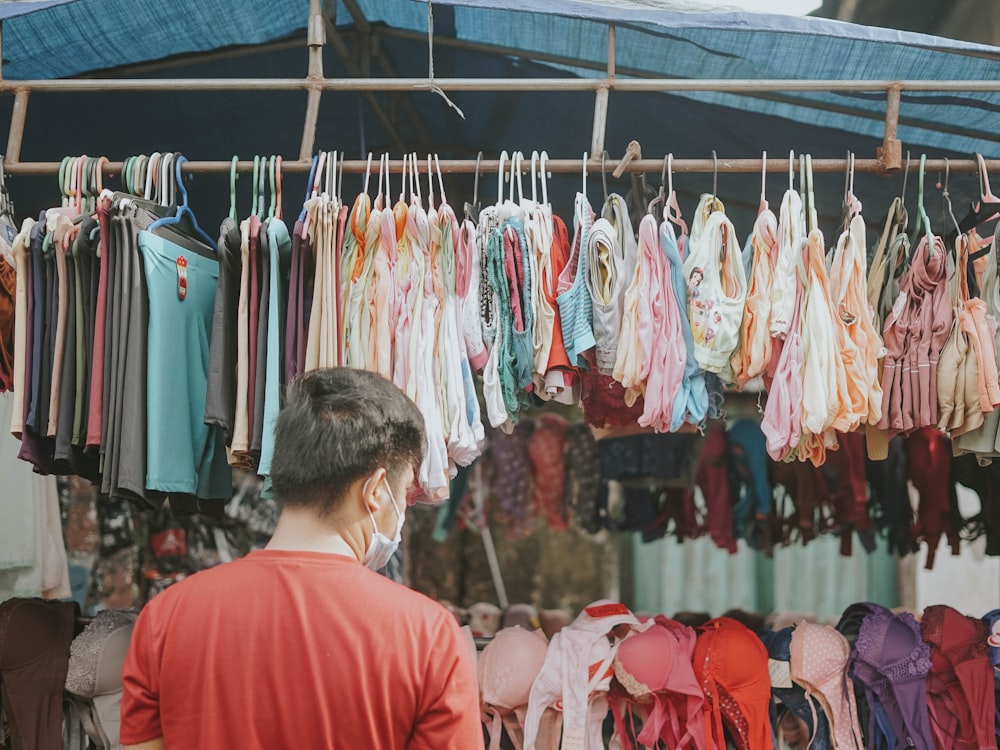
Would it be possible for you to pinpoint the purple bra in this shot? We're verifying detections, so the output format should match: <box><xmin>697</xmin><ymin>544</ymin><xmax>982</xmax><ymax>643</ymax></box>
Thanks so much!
<box><xmin>852</xmin><ymin>611</ymin><xmax>934</xmax><ymax>750</ymax></box>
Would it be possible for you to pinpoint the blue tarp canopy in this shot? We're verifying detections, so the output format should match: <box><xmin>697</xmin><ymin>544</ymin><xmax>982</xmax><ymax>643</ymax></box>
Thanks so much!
<box><xmin>1</xmin><ymin>0</ymin><xmax>998</xmax><ymax>228</ymax></box>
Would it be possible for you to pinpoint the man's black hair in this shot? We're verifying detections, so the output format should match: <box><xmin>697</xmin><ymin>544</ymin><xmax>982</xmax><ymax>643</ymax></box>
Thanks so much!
<box><xmin>270</xmin><ymin>368</ymin><xmax>427</xmax><ymax>516</ymax></box>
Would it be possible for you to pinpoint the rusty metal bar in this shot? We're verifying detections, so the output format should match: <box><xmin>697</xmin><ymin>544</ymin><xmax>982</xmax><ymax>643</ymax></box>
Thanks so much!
<box><xmin>1</xmin><ymin>77</ymin><xmax>1000</xmax><ymax>93</ymax></box>
<box><xmin>590</xmin><ymin>24</ymin><xmax>614</xmax><ymax>157</ymax></box>
<box><xmin>4</xmin><ymin>157</ymin><xmax>999</xmax><ymax>176</ymax></box>
<box><xmin>300</xmin><ymin>0</ymin><xmax>326</xmax><ymax>162</ymax></box>
<box><xmin>878</xmin><ymin>83</ymin><xmax>904</xmax><ymax>171</ymax></box>
<box><xmin>5</xmin><ymin>90</ymin><xmax>30</xmax><ymax>164</ymax></box>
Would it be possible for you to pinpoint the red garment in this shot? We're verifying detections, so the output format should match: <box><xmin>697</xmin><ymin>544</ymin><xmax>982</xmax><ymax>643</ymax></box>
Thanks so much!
<box><xmin>907</xmin><ymin>428</ymin><xmax>960</xmax><ymax>569</ymax></box>
<box><xmin>921</xmin><ymin>605</ymin><xmax>997</xmax><ymax>750</ymax></box>
<box><xmin>545</xmin><ymin>215</ymin><xmax>574</xmax><ymax>374</ymax></box>
<box><xmin>823</xmin><ymin>430</ymin><xmax>870</xmax><ymax>555</ymax></box>
<box><xmin>121</xmin><ymin>550</ymin><xmax>482</xmax><ymax>749</ymax></box>
<box><xmin>86</xmin><ymin>198</ymin><xmax>112</xmax><ymax>447</ymax></box>
<box><xmin>697</xmin><ymin>422</ymin><xmax>737</xmax><ymax>553</ymax></box>
<box><xmin>528</xmin><ymin>414</ymin><xmax>570</xmax><ymax>529</ymax></box>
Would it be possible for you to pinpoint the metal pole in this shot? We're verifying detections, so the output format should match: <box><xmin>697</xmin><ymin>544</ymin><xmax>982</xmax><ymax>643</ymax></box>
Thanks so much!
<box><xmin>300</xmin><ymin>0</ymin><xmax>326</xmax><ymax>161</ymax></box>
<box><xmin>3</xmin><ymin>156</ymin><xmax>998</xmax><ymax>175</ymax></box>
<box><xmin>590</xmin><ymin>24</ymin><xmax>614</xmax><ymax>157</ymax></box>
<box><xmin>1</xmin><ymin>77</ymin><xmax>1000</xmax><ymax>93</ymax></box>
<box><xmin>878</xmin><ymin>83</ymin><xmax>904</xmax><ymax>172</ymax></box>
<box><xmin>5</xmin><ymin>90</ymin><xmax>30</xmax><ymax>164</ymax></box>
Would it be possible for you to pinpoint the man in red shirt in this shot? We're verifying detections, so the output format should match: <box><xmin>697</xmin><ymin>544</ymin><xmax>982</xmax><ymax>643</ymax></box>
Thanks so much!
<box><xmin>121</xmin><ymin>368</ymin><xmax>483</xmax><ymax>749</ymax></box>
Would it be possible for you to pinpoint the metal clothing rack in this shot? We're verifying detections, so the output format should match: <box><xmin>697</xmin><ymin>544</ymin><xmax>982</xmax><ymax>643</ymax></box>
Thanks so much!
<box><xmin>0</xmin><ymin>0</ymin><xmax>999</xmax><ymax>178</ymax></box>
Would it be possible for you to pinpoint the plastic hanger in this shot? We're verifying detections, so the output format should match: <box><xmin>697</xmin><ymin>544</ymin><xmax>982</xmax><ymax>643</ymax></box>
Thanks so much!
<box><xmin>496</xmin><ymin>150</ymin><xmax>509</xmax><ymax>207</ymax></box>
<box><xmin>337</xmin><ymin>150</ymin><xmax>344</xmax><ymax>203</ymax></box>
<box><xmin>427</xmin><ymin>154</ymin><xmax>435</xmax><ymax>210</ymax></box>
<box><xmin>251</xmin><ymin>156</ymin><xmax>260</xmax><ymax>217</ymax></box>
<box><xmin>362</xmin><ymin>152</ymin><xmax>373</xmax><ymax>197</ymax></box>
<box><xmin>148</xmin><ymin>155</ymin><xmax>217</xmax><ymax>249</ymax></box>
<box><xmin>601</xmin><ymin>150</ymin><xmax>609</xmax><ymax>206</ymax></box>
<box><xmin>910</xmin><ymin>154</ymin><xmax>934</xmax><ymax>253</ymax></box>
<box><xmin>710</xmin><ymin>150</ymin><xmax>719</xmax><ymax>214</ymax></box>
<box><xmin>941</xmin><ymin>158</ymin><xmax>963</xmax><ymax>240</ymax></box>
<box><xmin>805</xmin><ymin>154</ymin><xmax>817</xmax><ymax>234</ymax></box>
<box><xmin>257</xmin><ymin>157</ymin><xmax>266</xmax><ymax>218</ymax></box>
<box><xmin>412</xmin><ymin>152</ymin><xmax>422</xmax><ymax>206</ymax></box>
<box><xmin>275</xmin><ymin>156</ymin><xmax>283</xmax><ymax>221</ymax></box>
<box><xmin>465</xmin><ymin>150</ymin><xmax>482</xmax><ymax>221</ymax></box>
<box><xmin>755</xmin><ymin>150</ymin><xmax>768</xmax><ymax>215</ymax></box>
<box><xmin>582</xmin><ymin>151</ymin><xmax>589</xmax><ymax>202</ymax></box>
<box><xmin>787</xmin><ymin>149</ymin><xmax>795</xmax><ymax>192</ymax></box>
<box><xmin>539</xmin><ymin>150</ymin><xmax>550</xmax><ymax>208</ymax></box>
<box><xmin>400</xmin><ymin>153</ymin><xmax>409</xmax><ymax>204</ymax></box>
<box><xmin>145</xmin><ymin>152</ymin><xmax>160</xmax><ymax>202</ymax></box>
<box><xmin>530</xmin><ymin>151</ymin><xmax>539</xmax><ymax>204</ymax></box>
<box><xmin>647</xmin><ymin>154</ymin><xmax>668</xmax><ymax>216</ymax></box>
<box><xmin>268</xmin><ymin>156</ymin><xmax>278</xmax><ymax>219</ymax></box>
<box><xmin>375</xmin><ymin>153</ymin><xmax>385</xmax><ymax>209</ymax></box>
<box><xmin>509</xmin><ymin>151</ymin><xmax>520</xmax><ymax>205</ymax></box>
<box><xmin>953</xmin><ymin>152</ymin><xmax>1000</xmax><ymax>239</ymax></box>
<box><xmin>229</xmin><ymin>156</ymin><xmax>239</xmax><ymax>221</ymax></box>
<box><xmin>325</xmin><ymin>150</ymin><xmax>335</xmax><ymax>198</ymax></box>
<box><xmin>435</xmin><ymin>154</ymin><xmax>447</xmax><ymax>207</ymax></box>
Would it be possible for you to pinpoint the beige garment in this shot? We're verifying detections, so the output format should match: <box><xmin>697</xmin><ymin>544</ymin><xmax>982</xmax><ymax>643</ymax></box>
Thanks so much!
<box><xmin>229</xmin><ymin>219</ymin><xmax>252</xmax><ymax>459</ymax></box>
<box><xmin>47</xmin><ymin>216</ymin><xmax>74</xmax><ymax>437</ymax></box>
<box><xmin>9</xmin><ymin>218</ymin><xmax>36</xmax><ymax>437</ymax></box>
<box><xmin>320</xmin><ymin>199</ymin><xmax>338</xmax><ymax>368</ymax></box>
<box><xmin>303</xmin><ymin>197</ymin><xmax>325</xmax><ymax>372</ymax></box>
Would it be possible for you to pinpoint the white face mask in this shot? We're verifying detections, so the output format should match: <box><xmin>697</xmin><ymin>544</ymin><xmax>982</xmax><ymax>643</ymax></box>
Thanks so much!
<box><xmin>362</xmin><ymin>476</ymin><xmax>404</xmax><ymax>571</ymax></box>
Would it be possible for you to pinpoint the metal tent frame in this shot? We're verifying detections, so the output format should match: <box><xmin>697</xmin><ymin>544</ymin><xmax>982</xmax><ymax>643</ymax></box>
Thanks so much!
<box><xmin>2</xmin><ymin>0</ymin><xmax>999</xmax><ymax>176</ymax></box>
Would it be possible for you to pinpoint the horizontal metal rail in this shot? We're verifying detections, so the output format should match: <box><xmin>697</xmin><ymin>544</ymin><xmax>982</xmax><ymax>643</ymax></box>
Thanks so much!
<box><xmin>2</xmin><ymin>78</ymin><xmax>1000</xmax><ymax>93</ymax></box>
<box><xmin>4</xmin><ymin>157</ymin><xmax>998</xmax><ymax>176</ymax></box>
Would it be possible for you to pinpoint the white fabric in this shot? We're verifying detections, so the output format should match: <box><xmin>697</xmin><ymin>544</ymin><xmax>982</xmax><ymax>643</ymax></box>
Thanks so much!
<box><xmin>770</xmin><ymin>189</ymin><xmax>804</xmax><ymax>338</ymax></box>
<box><xmin>523</xmin><ymin>601</ymin><xmax>639</xmax><ymax>750</ymax></box>
<box><xmin>0</xmin><ymin>392</ymin><xmax>67</xmax><ymax>601</ymax></box>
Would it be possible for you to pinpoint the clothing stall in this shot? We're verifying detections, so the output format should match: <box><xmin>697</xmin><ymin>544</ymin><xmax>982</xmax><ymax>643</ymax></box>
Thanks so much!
<box><xmin>2</xmin><ymin>0</ymin><xmax>1000</xmax><ymax>748</ymax></box>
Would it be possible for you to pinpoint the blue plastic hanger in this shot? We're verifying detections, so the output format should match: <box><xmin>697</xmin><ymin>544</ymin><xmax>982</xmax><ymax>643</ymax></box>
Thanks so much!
<box><xmin>148</xmin><ymin>155</ymin><xmax>217</xmax><ymax>250</ymax></box>
<box><xmin>298</xmin><ymin>154</ymin><xmax>319</xmax><ymax>222</ymax></box>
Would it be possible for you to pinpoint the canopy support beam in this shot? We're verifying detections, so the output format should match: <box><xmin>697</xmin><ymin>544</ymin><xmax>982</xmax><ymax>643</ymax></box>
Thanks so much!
<box><xmin>299</xmin><ymin>0</ymin><xmax>326</xmax><ymax>161</ymax></box>
<box><xmin>590</xmin><ymin>23</ymin><xmax>614</xmax><ymax>157</ymax></box>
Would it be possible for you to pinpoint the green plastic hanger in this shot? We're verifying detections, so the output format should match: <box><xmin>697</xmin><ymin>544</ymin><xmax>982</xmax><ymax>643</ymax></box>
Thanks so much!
<box><xmin>911</xmin><ymin>154</ymin><xmax>934</xmax><ymax>252</ymax></box>
<box><xmin>58</xmin><ymin>156</ymin><xmax>71</xmax><ymax>208</ymax></box>
<box><xmin>268</xmin><ymin>155</ymin><xmax>277</xmax><ymax>219</ymax></box>
<box><xmin>229</xmin><ymin>156</ymin><xmax>239</xmax><ymax>221</ymax></box>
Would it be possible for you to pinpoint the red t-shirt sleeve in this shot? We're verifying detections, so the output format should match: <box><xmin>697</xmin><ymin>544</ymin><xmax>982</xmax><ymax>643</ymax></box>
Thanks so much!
<box><xmin>120</xmin><ymin>606</ymin><xmax>164</xmax><ymax>744</ymax></box>
<box><xmin>408</xmin><ymin>613</ymin><xmax>483</xmax><ymax>750</ymax></box>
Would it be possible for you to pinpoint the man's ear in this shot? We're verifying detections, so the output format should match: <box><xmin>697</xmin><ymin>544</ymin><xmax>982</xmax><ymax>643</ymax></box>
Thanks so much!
<box><xmin>360</xmin><ymin>467</ymin><xmax>388</xmax><ymax>513</ymax></box>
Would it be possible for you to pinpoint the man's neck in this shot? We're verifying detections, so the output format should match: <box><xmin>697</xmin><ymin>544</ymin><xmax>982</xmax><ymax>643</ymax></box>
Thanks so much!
<box><xmin>265</xmin><ymin>507</ymin><xmax>363</xmax><ymax>560</ymax></box>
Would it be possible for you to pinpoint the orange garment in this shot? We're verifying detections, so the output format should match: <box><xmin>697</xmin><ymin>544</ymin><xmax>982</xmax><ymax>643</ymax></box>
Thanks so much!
<box><xmin>829</xmin><ymin>212</ymin><xmax>884</xmax><ymax>431</ymax></box>
<box><xmin>121</xmin><ymin>551</ymin><xmax>482</xmax><ymax>749</ymax></box>
<box><xmin>799</xmin><ymin>228</ymin><xmax>848</xmax><ymax>466</ymax></box>
<box><xmin>542</xmin><ymin>215</ymin><xmax>576</xmax><ymax>398</ymax></box>
<box><xmin>734</xmin><ymin>207</ymin><xmax>778</xmax><ymax>389</ymax></box>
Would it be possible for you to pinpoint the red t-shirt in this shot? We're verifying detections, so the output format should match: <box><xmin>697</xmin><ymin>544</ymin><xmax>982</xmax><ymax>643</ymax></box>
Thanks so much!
<box><xmin>121</xmin><ymin>550</ymin><xmax>483</xmax><ymax>749</ymax></box>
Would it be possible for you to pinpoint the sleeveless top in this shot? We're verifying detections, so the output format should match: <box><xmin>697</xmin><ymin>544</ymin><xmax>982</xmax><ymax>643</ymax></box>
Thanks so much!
<box><xmin>555</xmin><ymin>193</ymin><xmax>596</xmax><ymax>367</ymax></box>
<box><xmin>683</xmin><ymin>197</ymin><xmax>748</xmax><ymax>378</ymax></box>
<box><xmin>734</xmin><ymin>205</ymin><xmax>778</xmax><ymax>388</ymax></box>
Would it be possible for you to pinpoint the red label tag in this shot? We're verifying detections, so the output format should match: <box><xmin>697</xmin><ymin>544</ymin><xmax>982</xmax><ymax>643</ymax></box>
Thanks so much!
<box><xmin>588</xmin><ymin>661</ymin><xmax>615</xmax><ymax>682</ymax></box>
<box><xmin>176</xmin><ymin>256</ymin><xmax>188</xmax><ymax>300</ymax></box>
<box><xmin>584</xmin><ymin>603</ymin><xmax>631</xmax><ymax>619</ymax></box>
